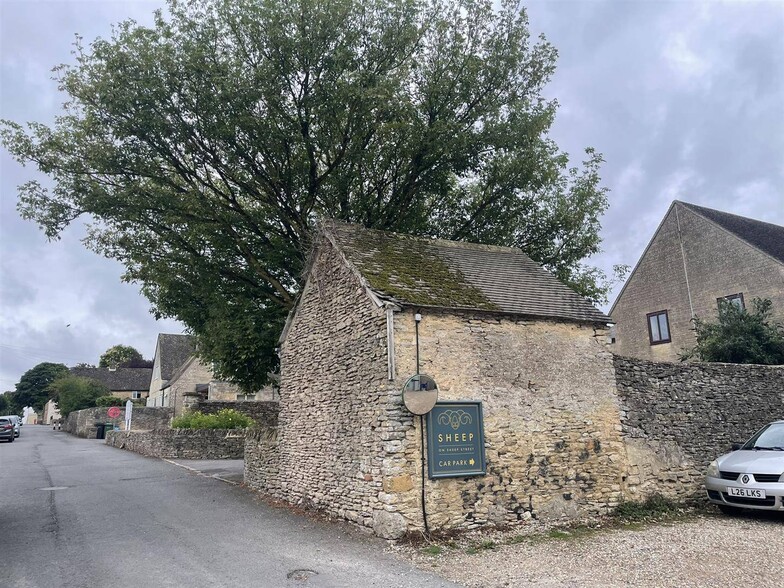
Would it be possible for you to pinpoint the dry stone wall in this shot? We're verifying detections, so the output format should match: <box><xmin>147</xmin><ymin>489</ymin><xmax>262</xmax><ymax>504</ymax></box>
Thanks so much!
<box><xmin>105</xmin><ymin>428</ymin><xmax>245</xmax><ymax>459</ymax></box>
<box><xmin>615</xmin><ymin>356</ymin><xmax>784</xmax><ymax>498</ymax></box>
<box><xmin>64</xmin><ymin>406</ymin><xmax>172</xmax><ymax>438</ymax></box>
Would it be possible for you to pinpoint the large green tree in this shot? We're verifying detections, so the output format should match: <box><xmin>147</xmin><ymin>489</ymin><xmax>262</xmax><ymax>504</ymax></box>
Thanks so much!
<box><xmin>2</xmin><ymin>0</ymin><xmax>611</xmax><ymax>391</ymax></box>
<box><xmin>50</xmin><ymin>376</ymin><xmax>110</xmax><ymax>417</ymax></box>
<box><xmin>14</xmin><ymin>362</ymin><xmax>70</xmax><ymax>412</ymax></box>
<box><xmin>99</xmin><ymin>344</ymin><xmax>144</xmax><ymax>368</ymax></box>
<box><xmin>680</xmin><ymin>298</ymin><xmax>784</xmax><ymax>365</ymax></box>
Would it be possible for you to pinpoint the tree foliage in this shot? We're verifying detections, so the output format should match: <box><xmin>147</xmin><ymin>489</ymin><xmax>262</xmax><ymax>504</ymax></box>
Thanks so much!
<box><xmin>50</xmin><ymin>376</ymin><xmax>110</xmax><ymax>416</ymax></box>
<box><xmin>99</xmin><ymin>344</ymin><xmax>144</xmax><ymax>368</ymax></box>
<box><xmin>94</xmin><ymin>395</ymin><xmax>124</xmax><ymax>407</ymax></box>
<box><xmin>2</xmin><ymin>0</ymin><xmax>611</xmax><ymax>391</ymax></box>
<box><xmin>680</xmin><ymin>298</ymin><xmax>784</xmax><ymax>365</ymax></box>
<box><xmin>0</xmin><ymin>393</ymin><xmax>21</xmax><ymax>416</ymax></box>
<box><xmin>14</xmin><ymin>362</ymin><xmax>70</xmax><ymax>412</ymax></box>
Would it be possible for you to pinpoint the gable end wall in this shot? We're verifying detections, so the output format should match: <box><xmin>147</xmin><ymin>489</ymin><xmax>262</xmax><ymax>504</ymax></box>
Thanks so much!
<box><xmin>247</xmin><ymin>240</ymin><xmax>392</xmax><ymax>531</ymax></box>
<box><xmin>612</xmin><ymin>204</ymin><xmax>784</xmax><ymax>361</ymax></box>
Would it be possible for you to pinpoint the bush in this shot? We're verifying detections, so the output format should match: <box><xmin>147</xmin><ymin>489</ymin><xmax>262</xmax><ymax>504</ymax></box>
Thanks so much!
<box><xmin>95</xmin><ymin>395</ymin><xmax>124</xmax><ymax>407</ymax></box>
<box><xmin>171</xmin><ymin>408</ymin><xmax>253</xmax><ymax>430</ymax></box>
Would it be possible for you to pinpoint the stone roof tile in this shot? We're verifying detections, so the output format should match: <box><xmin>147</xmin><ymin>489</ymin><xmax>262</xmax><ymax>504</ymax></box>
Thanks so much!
<box><xmin>69</xmin><ymin>367</ymin><xmax>152</xmax><ymax>391</ymax></box>
<box><xmin>679</xmin><ymin>202</ymin><xmax>784</xmax><ymax>263</ymax></box>
<box><xmin>156</xmin><ymin>334</ymin><xmax>196</xmax><ymax>381</ymax></box>
<box><xmin>325</xmin><ymin>221</ymin><xmax>609</xmax><ymax>324</ymax></box>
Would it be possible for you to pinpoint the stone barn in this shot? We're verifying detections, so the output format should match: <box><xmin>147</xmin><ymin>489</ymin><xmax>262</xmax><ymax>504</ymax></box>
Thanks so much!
<box><xmin>246</xmin><ymin>221</ymin><xmax>637</xmax><ymax>539</ymax></box>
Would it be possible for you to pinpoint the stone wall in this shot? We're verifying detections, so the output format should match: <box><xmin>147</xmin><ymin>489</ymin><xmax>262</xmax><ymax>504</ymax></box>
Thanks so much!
<box><xmin>193</xmin><ymin>400</ymin><xmax>279</xmax><ymax>428</ymax></box>
<box><xmin>245</xmin><ymin>239</ymin><xmax>393</xmax><ymax>534</ymax></box>
<box><xmin>167</xmin><ymin>357</ymin><xmax>214</xmax><ymax>417</ymax></box>
<box><xmin>386</xmin><ymin>309</ymin><xmax>624</xmax><ymax>535</ymax></box>
<box><xmin>105</xmin><ymin>428</ymin><xmax>246</xmax><ymax>459</ymax></box>
<box><xmin>615</xmin><ymin>356</ymin><xmax>784</xmax><ymax>499</ymax></box>
<box><xmin>64</xmin><ymin>406</ymin><xmax>172</xmax><ymax>438</ymax></box>
<box><xmin>245</xmin><ymin>427</ymin><xmax>279</xmax><ymax>491</ymax></box>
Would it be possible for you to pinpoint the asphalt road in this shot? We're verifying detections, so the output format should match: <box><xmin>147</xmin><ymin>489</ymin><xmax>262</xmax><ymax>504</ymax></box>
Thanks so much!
<box><xmin>0</xmin><ymin>425</ymin><xmax>458</xmax><ymax>588</ymax></box>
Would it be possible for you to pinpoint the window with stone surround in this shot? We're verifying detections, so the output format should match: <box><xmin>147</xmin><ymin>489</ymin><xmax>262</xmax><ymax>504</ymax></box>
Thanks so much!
<box><xmin>647</xmin><ymin>310</ymin><xmax>671</xmax><ymax>345</ymax></box>
<box><xmin>718</xmin><ymin>293</ymin><xmax>745</xmax><ymax>311</ymax></box>
<box><xmin>132</xmin><ymin>391</ymin><xmax>142</xmax><ymax>399</ymax></box>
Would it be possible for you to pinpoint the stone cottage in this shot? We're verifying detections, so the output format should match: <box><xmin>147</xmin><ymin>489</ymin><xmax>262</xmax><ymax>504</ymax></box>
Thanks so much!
<box><xmin>611</xmin><ymin>201</ymin><xmax>784</xmax><ymax>361</ymax></box>
<box><xmin>246</xmin><ymin>221</ymin><xmax>639</xmax><ymax>539</ymax></box>
<box><xmin>147</xmin><ymin>334</ymin><xmax>196</xmax><ymax>407</ymax></box>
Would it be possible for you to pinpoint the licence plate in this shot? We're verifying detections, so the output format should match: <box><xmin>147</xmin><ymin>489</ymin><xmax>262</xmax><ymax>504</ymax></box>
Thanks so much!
<box><xmin>727</xmin><ymin>487</ymin><xmax>766</xmax><ymax>499</ymax></box>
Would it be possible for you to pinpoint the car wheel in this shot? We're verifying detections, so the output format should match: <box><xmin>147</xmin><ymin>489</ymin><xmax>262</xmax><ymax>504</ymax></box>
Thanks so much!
<box><xmin>718</xmin><ymin>504</ymin><xmax>741</xmax><ymax>515</ymax></box>
<box><xmin>8</xmin><ymin>435</ymin><xmax>14</xmax><ymax>443</ymax></box>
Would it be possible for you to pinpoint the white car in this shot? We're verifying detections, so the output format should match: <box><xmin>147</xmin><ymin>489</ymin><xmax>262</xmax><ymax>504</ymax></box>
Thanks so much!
<box><xmin>0</xmin><ymin>415</ymin><xmax>21</xmax><ymax>438</ymax></box>
<box><xmin>705</xmin><ymin>420</ymin><xmax>784</xmax><ymax>513</ymax></box>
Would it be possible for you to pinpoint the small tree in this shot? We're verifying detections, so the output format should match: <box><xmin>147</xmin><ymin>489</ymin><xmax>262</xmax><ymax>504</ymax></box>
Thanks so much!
<box><xmin>50</xmin><ymin>376</ymin><xmax>110</xmax><ymax>416</ymax></box>
<box><xmin>680</xmin><ymin>298</ymin><xmax>784</xmax><ymax>365</ymax></box>
<box><xmin>99</xmin><ymin>345</ymin><xmax>143</xmax><ymax>369</ymax></box>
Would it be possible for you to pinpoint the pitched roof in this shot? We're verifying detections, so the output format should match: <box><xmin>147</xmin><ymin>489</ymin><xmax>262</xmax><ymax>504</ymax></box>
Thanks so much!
<box><xmin>156</xmin><ymin>334</ymin><xmax>196</xmax><ymax>381</ymax></box>
<box><xmin>323</xmin><ymin>221</ymin><xmax>609</xmax><ymax>324</ymax></box>
<box><xmin>162</xmin><ymin>356</ymin><xmax>199</xmax><ymax>390</ymax></box>
<box><xmin>69</xmin><ymin>367</ymin><xmax>152</xmax><ymax>391</ymax></box>
<box><xmin>679</xmin><ymin>201</ymin><xmax>784</xmax><ymax>263</ymax></box>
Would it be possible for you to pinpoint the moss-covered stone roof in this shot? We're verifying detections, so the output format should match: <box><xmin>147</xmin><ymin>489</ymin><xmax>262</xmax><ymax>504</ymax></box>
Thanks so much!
<box><xmin>324</xmin><ymin>221</ymin><xmax>610</xmax><ymax>324</ymax></box>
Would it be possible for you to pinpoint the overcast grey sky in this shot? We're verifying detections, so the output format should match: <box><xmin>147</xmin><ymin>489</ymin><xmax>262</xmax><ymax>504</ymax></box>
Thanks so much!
<box><xmin>1</xmin><ymin>0</ymin><xmax>783</xmax><ymax>393</ymax></box>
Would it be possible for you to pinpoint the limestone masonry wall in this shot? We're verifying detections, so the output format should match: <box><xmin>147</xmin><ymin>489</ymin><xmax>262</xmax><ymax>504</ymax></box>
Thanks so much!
<box><xmin>105</xmin><ymin>428</ymin><xmax>245</xmax><ymax>459</ymax></box>
<box><xmin>64</xmin><ymin>406</ymin><xmax>172</xmax><ymax>438</ymax></box>
<box><xmin>194</xmin><ymin>400</ymin><xmax>279</xmax><ymax>428</ymax></box>
<box><xmin>615</xmin><ymin>356</ymin><xmax>784</xmax><ymax>499</ymax></box>
<box><xmin>244</xmin><ymin>239</ymin><xmax>392</xmax><ymax>534</ymax></box>
<box><xmin>387</xmin><ymin>310</ymin><xmax>624</xmax><ymax>534</ymax></box>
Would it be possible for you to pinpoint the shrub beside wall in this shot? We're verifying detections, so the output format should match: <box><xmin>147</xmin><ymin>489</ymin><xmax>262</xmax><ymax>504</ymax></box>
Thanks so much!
<box><xmin>193</xmin><ymin>400</ymin><xmax>279</xmax><ymax>428</ymax></box>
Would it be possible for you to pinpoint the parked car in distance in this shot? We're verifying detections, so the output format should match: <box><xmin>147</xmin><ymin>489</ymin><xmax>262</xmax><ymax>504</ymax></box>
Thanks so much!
<box><xmin>0</xmin><ymin>417</ymin><xmax>15</xmax><ymax>443</ymax></box>
<box><xmin>0</xmin><ymin>415</ymin><xmax>21</xmax><ymax>437</ymax></box>
<box><xmin>705</xmin><ymin>420</ymin><xmax>784</xmax><ymax>513</ymax></box>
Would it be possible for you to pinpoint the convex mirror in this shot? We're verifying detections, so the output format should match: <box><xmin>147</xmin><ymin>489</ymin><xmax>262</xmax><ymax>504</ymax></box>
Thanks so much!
<box><xmin>402</xmin><ymin>374</ymin><xmax>439</xmax><ymax>415</ymax></box>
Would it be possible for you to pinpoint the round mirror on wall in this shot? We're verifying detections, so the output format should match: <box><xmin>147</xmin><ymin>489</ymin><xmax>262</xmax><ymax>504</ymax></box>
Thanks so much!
<box><xmin>402</xmin><ymin>374</ymin><xmax>439</xmax><ymax>415</ymax></box>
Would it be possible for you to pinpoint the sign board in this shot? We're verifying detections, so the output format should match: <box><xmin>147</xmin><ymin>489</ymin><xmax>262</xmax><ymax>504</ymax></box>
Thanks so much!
<box><xmin>107</xmin><ymin>406</ymin><xmax>121</xmax><ymax>419</ymax></box>
<box><xmin>426</xmin><ymin>401</ymin><xmax>486</xmax><ymax>479</ymax></box>
<box><xmin>402</xmin><ymin>374</ymin><xmax>438</xmax><ymax>415</ymax></box>
<box><xmin>125</xmin><ymin>400</ymin><xmax>133</xmax><ymax>431</ymax></box>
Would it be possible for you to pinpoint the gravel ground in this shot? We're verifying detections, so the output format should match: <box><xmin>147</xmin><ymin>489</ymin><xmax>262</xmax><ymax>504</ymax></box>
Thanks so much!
<box><xmin>398</xmin><ymin>511</ymin><xmax>784</xmax><ymax>588</ymax></box>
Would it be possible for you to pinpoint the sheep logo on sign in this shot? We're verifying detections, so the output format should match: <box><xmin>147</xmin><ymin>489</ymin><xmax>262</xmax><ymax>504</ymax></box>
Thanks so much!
<box><xmin>437</xmin><ymin>409</ymin><xmax>472</xmax><ymax>430</ymax></box>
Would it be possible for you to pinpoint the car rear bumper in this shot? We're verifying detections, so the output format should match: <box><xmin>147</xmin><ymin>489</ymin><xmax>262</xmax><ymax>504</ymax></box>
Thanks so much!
<box><xmin>705</xmin><ymin>475</ymin><xmax>784</xmax><ymax>511</ymax></box>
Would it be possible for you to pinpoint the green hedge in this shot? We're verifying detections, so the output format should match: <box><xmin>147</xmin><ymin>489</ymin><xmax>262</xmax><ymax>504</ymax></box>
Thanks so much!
<box><xmin>171</xmin><ymin>408</ymin><xmax>253</xmax><ymax>430</ymax></box>
<box><xmin>95</xmin><ymin>395</ymin><xmax>124</xmax><ymax>407</ymax></box>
